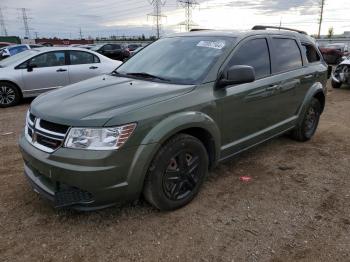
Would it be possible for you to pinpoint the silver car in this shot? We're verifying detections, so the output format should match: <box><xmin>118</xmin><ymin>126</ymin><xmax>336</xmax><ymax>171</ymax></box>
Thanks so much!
<box><xmin>0</xmin><ymin>47</ymin><xmax>122</xmax><ymax>107</ymax></box>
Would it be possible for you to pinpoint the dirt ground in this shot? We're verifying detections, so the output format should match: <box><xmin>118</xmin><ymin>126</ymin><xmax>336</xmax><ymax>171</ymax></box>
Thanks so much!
<box><xmin>0</xmin><ymin>82</ymin><xmax>349</xmax><ymax>262</ymax></box>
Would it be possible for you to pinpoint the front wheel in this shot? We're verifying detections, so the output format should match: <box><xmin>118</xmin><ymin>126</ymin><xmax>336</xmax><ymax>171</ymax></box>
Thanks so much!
<box><xmin>291</xmin><ymin>98</ymin><xmax>321</xmax><ymax>142</ymax></box>
<box><xmin>143</xmin><ymin>134</ymin><xmax>208</xmax><ymax>211</ymax></box>
<box><xmin>0</xmin><ymin>82</ymin><xmax>21</xmax><ymax>108</ymax></box>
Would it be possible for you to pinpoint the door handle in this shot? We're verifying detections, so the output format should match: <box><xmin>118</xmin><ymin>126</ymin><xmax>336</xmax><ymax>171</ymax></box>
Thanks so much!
<box><xmin>266</xmin><ymin>85</ymin><xmax>278</xmax><ymax>91</ymax></box>
<box><xmin>56</xmin><ymin>68</ymin><xmax>67</xmax><ymax>72</ymax></box>
<box><xmin>89</xmin><ymin>66</ymin><xmax>98</xmax><ymax>69</ymax></box>
<box><xmin>304</xmin><ymin>74</ymin><xmax>313</xmax><ymax>79</ymax></box>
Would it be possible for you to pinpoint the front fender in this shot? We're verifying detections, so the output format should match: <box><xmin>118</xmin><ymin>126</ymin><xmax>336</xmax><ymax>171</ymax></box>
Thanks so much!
<box><xmin>126</xmin><ymin>111</ymin><xmax>221</xmax><ymax>197</ymax></box>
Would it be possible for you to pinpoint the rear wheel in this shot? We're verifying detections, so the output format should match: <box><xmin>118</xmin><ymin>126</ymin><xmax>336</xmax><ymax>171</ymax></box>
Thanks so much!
<box><xmin>0</xmin><ymin>82</ymin><xmax>21</xmax><ymax>108</ymax></box>
<box><xmin>143</xmin><ymin>134</ymin><xmax>208</xmax><ymax>211</ymax></box>
<box><xmin>291</xmin><ymin>98</ymin><xmax>321</xmax><ymax>142</ymax></box>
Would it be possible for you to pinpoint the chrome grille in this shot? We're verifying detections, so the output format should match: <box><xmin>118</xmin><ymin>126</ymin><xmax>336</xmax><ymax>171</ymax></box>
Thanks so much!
<box><xmin>25</xmin><ymin>111</ymin><xmax>69</xmax><ymax>153</ymax></box>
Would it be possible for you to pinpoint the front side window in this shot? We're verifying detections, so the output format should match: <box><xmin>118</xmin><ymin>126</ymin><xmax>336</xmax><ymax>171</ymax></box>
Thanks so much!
<box><xmin>102</xmin><ymin>45</ymin><xmax>113</xmax><ymax>51</ymax></box>
<box><xmin>302</xmin><ymin>44</ymin><xmax>320</xmax><ymax>63</ymax></box>
<box><xmin>117</xmin><ymin>36</ymin><xmax>235</xmax><ymax>84</ymax></box>
<box><xmin>69</xmin><ymin>51</ymin><xmax>99</xmax><ymax>65</ymax></box>
<box><xmin>228</xmin><ymin>38</ymin><xmax>271</xmax><ymax>79</ymax></box>
<box><xmin>29</xmin><ymin>51</ymin><xmax>66</xmax><ymax>68</ymax></box>
<box><xmin>273</xmin><ymin>38</ymin><xmax>302</xmax><ymax>72</ymax></box>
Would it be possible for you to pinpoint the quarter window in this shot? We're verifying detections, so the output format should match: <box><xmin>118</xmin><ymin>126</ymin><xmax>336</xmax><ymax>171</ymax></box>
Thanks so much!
<box><xmin>301</xmin><ymin>44</ymin><xmax>320</xmax><ymax>63</ymax></box>
<box><xmin>70</xmin><ymin>51</ymin><xmax>99</xmax><ymax>65</ymax></box>
<box><xmin>228</xmin><ymin>38</ymin><xmax>271</xmax><ymax>79</ymax></box>
<box><xmin>29</xmin><ymin>51</ymin><xmax>66</xmax><ymax>68</ymax></box>
<box><xmin>273</xmin><ymin>38</ymin><xmax>302</xmax><ymax>72</ymax></box>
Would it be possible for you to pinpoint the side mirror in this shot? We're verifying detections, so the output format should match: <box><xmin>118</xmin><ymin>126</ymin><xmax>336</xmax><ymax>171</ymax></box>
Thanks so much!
<box><xmin>1</xmin><ymin>53</ymin><xmax>9</xmax><ymax>59</ymax></box>
<box><xmin>218</xmin><ymin>65</ymin><xmax>255</xmax><ymax>88</ymax></box>
<box><xmin>27</xmin><ymin>64</ymin><xmax>37</xmax><ymax>72</ymax></box>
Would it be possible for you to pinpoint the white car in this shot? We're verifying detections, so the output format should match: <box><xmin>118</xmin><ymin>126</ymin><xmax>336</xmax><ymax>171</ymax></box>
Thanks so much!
<box><xmin>0</xmin><ymin>47</ymin><xmax>122</xmax><ymax>107</ymax></box>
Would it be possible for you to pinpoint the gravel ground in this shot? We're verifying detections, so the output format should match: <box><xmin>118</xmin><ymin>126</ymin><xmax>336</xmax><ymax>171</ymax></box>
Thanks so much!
<box><xmin>0</xmin><ymin>83</ymin><xmax>349</xmax><ymax>262</ymax></box>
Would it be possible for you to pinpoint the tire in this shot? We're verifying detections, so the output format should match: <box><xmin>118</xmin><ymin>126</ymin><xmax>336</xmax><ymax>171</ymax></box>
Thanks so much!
<box><xmin>143</xmin><ymin>134</ymin><xmax>209</xmax><ymax>211</ymax></box>
<box><xmin>291</xmin><ymin>98</ymin><xmax>321</xmax><ymax>142</ymax></box>
<box><xmin>0</xmin><ymin>82</ymin><xmax>21</xmax><ymax>108</ymax></box>
<box><xmin>331</xmin><ymin>79</ymin><xmax>342</xmax><ymax>89</ymax></box>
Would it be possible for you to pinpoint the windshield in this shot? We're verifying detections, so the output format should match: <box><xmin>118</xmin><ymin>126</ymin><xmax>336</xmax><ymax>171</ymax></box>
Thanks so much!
<box><xmin>116</xmin><ymin>36</ymin><xmax>235</xmax><ymax>84</ymax></box>
<box><xmin>0</xmin><ymin>49</ymin><xmax>39</xmax><ymax>67</ymax></box>
<box><xmin>91</xmin><ymin>44</ymin><xmax>103</xmax><ymax>51</ymax></box>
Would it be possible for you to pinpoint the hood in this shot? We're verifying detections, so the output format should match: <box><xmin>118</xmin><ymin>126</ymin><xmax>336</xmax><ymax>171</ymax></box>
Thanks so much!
<box><xmin>30</xmin><ymin>74</ymin><xmax>195</xmax><ymax>127</ymax></box>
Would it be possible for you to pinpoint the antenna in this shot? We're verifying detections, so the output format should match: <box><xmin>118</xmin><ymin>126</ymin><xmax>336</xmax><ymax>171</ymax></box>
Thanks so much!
<box><xmin>0</xmin><ymin>7</ymin><xmax>8</xmax><ymax>36</ymax></box>
<box><xmin>19</xmin><ymin>8</ymin><xmax>31</xmax><ymax>38</ymax></box>
<box><xmin>178</xmin><ymin>0</ymin><xmax>199</xmax><ymax>32</ymax></box>
<box><xmin>148</xmin><ymin>0</ymin><xmax>166</xmax><ymax>39</ymax></box>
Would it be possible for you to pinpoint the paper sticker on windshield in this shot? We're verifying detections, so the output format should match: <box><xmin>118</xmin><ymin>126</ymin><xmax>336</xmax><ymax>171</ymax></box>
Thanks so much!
<box><xmin>197</xmin><ymin>40</ymin><xmax>225</xmax><ymax>50</ymax></box>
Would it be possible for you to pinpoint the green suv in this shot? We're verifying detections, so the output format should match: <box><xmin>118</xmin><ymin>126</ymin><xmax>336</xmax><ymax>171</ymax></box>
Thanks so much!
<box><xmin>19</xmin><ymin>26</ymin><xmax>327</xmax><ymax>211</ymax></box>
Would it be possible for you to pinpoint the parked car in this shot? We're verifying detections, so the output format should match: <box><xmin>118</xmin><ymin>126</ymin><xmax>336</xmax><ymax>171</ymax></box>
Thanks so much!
<box><xmin>0</xmin><ymin>42</ymin><xmax>13</xmax><ymax>48</ymax></box>
<box><xmin>319</xmin><ymin>43</ymin><xmax>349</xmax><ymax>65</ymax></box>
<box><xmin>91</xmin><ymin>43</ymin><xmax>130</xmax><ymax>61</ymax></box>
<box><xmin>127</xmin><ymin>43</ymin><xmax>142</xmax><ymax>51</ymax></box>
<box><xmin>0</xmin><ymin>47</ymin><xmax>121</xmax><ymax>107</ymax></box>
<box><xmin>331</xmin><ymin>55</ymin><xmax>350</xmax><ymax>88</ymax></box>
<box><xmin>0</xmin><ymin>44</ymin><xmax>44</xmax><ymax>60</ymax></box>
<box><xmin>19</xmin><ymin>26</ymin><xmax>327</xmax><ymax>211</ymax></box>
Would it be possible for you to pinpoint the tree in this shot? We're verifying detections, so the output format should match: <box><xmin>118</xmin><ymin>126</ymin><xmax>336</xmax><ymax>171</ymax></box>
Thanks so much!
<box><xmin>327</xmin><ymin>27</ymin><xmax>334</xmax><ymax>39</ymax></box>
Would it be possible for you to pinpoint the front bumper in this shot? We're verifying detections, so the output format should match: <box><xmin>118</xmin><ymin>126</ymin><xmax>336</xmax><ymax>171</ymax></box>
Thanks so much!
<box><xmin>19</xmin><ymin>133</ymin><xmax>157</xmax><ymax>210</ymax></box>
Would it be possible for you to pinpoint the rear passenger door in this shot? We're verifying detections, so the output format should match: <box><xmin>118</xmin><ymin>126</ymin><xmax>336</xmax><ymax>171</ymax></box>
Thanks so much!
<box><xmin>268</xmin><ymin>37</ymin><xmax>306</xmax><ymax>121</ymax></box>
<box><xmin>68</xmin><ymin>50</ymin><xmax>102</xmax><ymax>84</ymax></box>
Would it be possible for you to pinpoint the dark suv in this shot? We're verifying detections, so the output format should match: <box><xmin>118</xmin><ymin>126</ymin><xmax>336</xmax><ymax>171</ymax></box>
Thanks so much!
<box><xmin>19</xmin><ymin>26</ymin><xmax>327</xmax><ymax>211</ymax></box>
<box><xmin>91</xmin><ymin>43</ymin><xmax>130</xmax><ymax>61</ymax></box>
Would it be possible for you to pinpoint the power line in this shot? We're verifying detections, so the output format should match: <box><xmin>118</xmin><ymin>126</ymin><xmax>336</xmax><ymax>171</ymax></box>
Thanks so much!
<box><xmin>318</xmin><ymin>0</ymin><xmax>325</xmax><ymax>37</ymax></box>
<box><xmin>178</xmin><ymin>0</ymin><xmax>199</xmax><ymax>32</ymax></box>
<box><xmin>147</xmin><ymin>0</ymin><xmax>166</xmax><ymax>39</ymax></box>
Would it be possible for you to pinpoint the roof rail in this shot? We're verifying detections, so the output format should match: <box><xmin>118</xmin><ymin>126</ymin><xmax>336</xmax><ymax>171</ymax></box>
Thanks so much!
<box><xmin>190</xmin><ymin>29</ymin><xmax>211</xmax><ymax>32</ymax></box>
<box><xmin>252</xmin><ymin>25</ymin><xmax>307</xmax><ymax>35</ymax></box>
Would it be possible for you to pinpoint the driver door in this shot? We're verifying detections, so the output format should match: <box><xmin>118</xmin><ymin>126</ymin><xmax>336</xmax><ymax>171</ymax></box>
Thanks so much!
<box><xmin>21</xmin><ymin>51</ymin><xmax>69</xmax><ymax>96</ymax></box>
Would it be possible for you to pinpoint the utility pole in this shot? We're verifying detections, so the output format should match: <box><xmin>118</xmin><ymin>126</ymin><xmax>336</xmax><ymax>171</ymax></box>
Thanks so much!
<box><xmin>148</xmin><ymin>0</ymin><xmax>166</xmax><ymax>39</ymax></box>
<box><xmin>318</xmin><ymin>0</ymin><xmax>325</xmax><ymax>38</ymax></box>
<box><xmin>19</xmin><ymin>8</ymin><xmax>31</xmax><ymax>38</ymax></box>
<box><xmin>34</xmin><ymin>31</ymin><xmax>38</xmax><ymax>39</ymax></box>
<box><xmin>178</xmin><ymin>0</ymin><xmax>199</xmax><ymax>32</ymax></box>
<box><xmin>0</xmin><ymin>7</ymin><xmax>8</xmax><ymax>36</ymax></box>
<box><xmin>79</xmin><ymin>27</ymin><xmax>83</xmax><ymax>39</ymax></box>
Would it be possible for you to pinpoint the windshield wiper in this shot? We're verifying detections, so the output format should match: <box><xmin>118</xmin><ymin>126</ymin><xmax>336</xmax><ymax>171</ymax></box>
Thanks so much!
<box><xmin>126</xmin><ymin>72</ymin><xmax>170</xmax><ymax>82</ymax></box>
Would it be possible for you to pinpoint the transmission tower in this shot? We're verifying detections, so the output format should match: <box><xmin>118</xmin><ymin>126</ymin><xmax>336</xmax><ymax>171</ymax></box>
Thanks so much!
<box><xmin>148</xmin><ymin>0</ymin><xmax>166</xmax><ymax>39</ymax></box>
<box><xmin>19</xmin><ymin>8</ymin><xmax>31</xmax><ymax>38</ymax></box>
<box><xmin>178</xmin><ymin>0</ymin><xmax>199</xmax><ymax>32</ymax></box>
<box><xmin>79</xmin><ymin>27</ymin><xmax>83</xmax><ymax>39</ymax></box>
<box><xmin>0</xmin><ymin>7</ymin><xmax>8</xmax><ymax>36</ymax></box>
<box><xmin>318</xmin><ymin>0</ymin><xmax>325</xmax><ymax>38</ymax></box>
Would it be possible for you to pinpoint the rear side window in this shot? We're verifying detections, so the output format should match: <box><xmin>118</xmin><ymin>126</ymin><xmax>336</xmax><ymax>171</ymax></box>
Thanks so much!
<box><xmin>302</xmin><ymin>44</ymin><xmax>320</xmax><ymax>63</ymax></box>
<box><xmin>228</xmin><ymin>38</ymin><xmax>271</xmax><ymax>79</ymax></box>
<box><xmin>70</xmin><ymin>51</ymin><xmax>100</xmax><ymax>65</ymax></box>
<box><xmin>273</xmin><ymin>38</ymin><xmax>302</xmax><ymax>73</ymax></box>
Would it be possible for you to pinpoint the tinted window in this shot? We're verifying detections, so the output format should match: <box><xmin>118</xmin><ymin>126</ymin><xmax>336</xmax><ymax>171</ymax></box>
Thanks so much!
<box><xmin>112</xmin><ymin>44</ymin><xmax>121</xmax><ymax>49</ymax></box>
<box><xmin>302</xmin><ymin>44</ymin><xmax>320</xmax><ymax>63</ymax></box>
<box><xmin>228</xmin><ymin>38</ymin><xmax>271</xmax><ymax>79</ymax></box>
<box><xmin>273</xmin><ymin>38</ymin><xmax>302</xmax><ymax>72</ymax></box>
<box><xmin>102</xmin><ymin>45</ymin><xmax>113</xmax><ymax>51</ymax></box>
<box><xmin>29</xmin><ymin>51</ymin><xmax>65</xmax><ymax>68</ymax></box>
<box><xmin>70</xmin><ymin>51</ymin><xmax>99</xmax><ymax>65</ymax></box>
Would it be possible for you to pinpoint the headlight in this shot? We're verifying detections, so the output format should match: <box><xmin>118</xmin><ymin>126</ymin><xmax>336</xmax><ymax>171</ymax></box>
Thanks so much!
<box><xmin>64</xmin><ymin>123</ymin><xmax>136</xmax><ymax>150</ymax></box>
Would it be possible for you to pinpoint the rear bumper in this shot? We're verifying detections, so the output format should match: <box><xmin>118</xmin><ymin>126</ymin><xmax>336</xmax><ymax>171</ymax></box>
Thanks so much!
<box><xmin>19</xmin><ymin>133</ymin><xmax>157</xmax><ymax>210</ymax></box>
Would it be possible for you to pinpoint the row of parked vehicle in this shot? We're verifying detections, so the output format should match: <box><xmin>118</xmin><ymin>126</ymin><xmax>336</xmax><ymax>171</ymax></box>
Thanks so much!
<box><xmin>0</xmin><ymin>42</ymin><xmax>146</xmax><ymax>107</ymax></box>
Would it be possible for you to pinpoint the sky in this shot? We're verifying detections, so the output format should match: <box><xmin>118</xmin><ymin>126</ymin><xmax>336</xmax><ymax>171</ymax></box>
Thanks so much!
<box><xmin>1</xmin><ymin>0</ymin><xmax>350</xmax><ymax>39</ymax></box>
